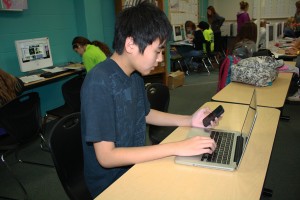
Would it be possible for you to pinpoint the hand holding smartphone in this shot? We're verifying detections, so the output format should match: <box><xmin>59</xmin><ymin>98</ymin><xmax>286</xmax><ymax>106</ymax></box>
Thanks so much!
<box><xmin>202</xmin><ymin>105</ymin><xmax>224</xmax><ymax>127</ymax></box>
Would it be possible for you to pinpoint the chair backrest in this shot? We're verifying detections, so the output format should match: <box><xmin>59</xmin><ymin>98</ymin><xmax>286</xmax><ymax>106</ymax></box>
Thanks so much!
<box><xmin>145</xmin><ymin>83</ymin><xmax>170</xmax><ymax>112</ymax></box>
<box><xmin>62</xmin><ymin>75</ymin><xmax>85</xmax><ymax>111</ymax></box>
<box><xmin>0</xmin><ymin>92</ymin><xmax>41</xmax><ymax>143</ymax></box>
<box><xmin>145</xmin><ymin>83</ymin><xmax>173</xmax><ymax>144</ymax></box>
<box><xmin>48</xmin><ymin>112</ymin><xmax>92</xmax><ymax>200</ymax></box>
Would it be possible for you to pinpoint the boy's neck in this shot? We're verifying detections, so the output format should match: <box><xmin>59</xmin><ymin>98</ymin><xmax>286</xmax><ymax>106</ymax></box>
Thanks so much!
<box><xmin>111</xmin><ymin>53</ymin><xmax>134</xmax><ymax>76</ymax></box>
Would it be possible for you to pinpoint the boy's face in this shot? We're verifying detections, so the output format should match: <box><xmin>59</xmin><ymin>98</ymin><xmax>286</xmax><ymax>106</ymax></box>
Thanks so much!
<box><xmin>131</xmin><ymin>38</ymin><xmax>164</xmax><ymax>75</ymax></box>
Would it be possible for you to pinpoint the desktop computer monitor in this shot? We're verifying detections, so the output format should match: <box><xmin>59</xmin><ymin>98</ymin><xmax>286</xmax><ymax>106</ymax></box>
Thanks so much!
<box><xmin>220</xmin><ymin>22</ymin><xmax>232</xmax><ymax>36</ymax></box>
<box><xmin>275</xmin><ymin>22</ymin><xmax>283</xmax><ymax>41</ymax></box>
<box><xmin>15</xmin><ymin>37</ymin><xmax>53</xmax><ymax>72</ymax></box>
<box><xmin>172</xmin><ymin>24</ymin><xmax>184</xmax><ymax>41</ymax></box>
<box><xmin>266</xmin><ymin>24</ymin><xmax>275</xmax><ymax>49</ymax></box>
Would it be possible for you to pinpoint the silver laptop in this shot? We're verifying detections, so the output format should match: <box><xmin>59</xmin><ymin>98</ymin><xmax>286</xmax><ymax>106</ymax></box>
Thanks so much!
<box><xmin>175</xmin><ymin>89</ymin><xmax>257</xmax><ymax>171</ymax></box>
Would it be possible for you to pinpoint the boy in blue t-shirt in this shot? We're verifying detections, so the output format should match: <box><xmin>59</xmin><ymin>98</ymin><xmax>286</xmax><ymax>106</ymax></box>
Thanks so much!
<box><xmin>81</xmin><ymin>2</ymin><xmax>220</xmax><ymax>198</ymax></box>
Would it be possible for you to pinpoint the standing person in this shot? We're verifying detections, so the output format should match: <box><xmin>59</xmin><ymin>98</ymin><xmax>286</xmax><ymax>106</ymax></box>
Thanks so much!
<box><xmin>72</xmin><ymin>36</ymin><xmax>111</xmax><ymax>72</ymax></box>
<box><xmin>81</xmin><ymin>2</ymin><xmax>219</xmax><ymax>198</ymax></box>
<box><xmin>232</xmin><ymin>22</ymin><xmax>257</xmax><ymax>59</ymax></box>
<box><xmin>294</xmin><ymin>1</ymin><xmax>300</xmax><ymax>37</ymax></box>
<box><xmin>207</xmin><ymin>6</ymin><xmax>225</xmax><ymax>53</ymax></box>
<box><xmin>237</xmin><ymin>1</ymin><xmax>251</xmax><ymax>34</ymax></box>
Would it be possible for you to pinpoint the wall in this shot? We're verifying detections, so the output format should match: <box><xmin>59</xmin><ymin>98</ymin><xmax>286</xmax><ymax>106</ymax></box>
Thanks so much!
<box><xmin>0</xmin><ymin>0</ymin><xmax>115</xmax><ymax>114</ymax></box>
<box><xmin>210</xmin><ymin>0</ymin><xmax>297</xmax><ymax>22</ymax></box>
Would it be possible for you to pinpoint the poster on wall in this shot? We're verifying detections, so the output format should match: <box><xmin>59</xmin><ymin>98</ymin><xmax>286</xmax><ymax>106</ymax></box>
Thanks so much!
<box><xmin>0</xmin><ymin>0</ymin><xmax>27</xmax><ymax>11</ymax></box>
<box><xmin>123</xmin><ymin>0</ymin><xmax>157</xmax><ymax>9</ymax></box>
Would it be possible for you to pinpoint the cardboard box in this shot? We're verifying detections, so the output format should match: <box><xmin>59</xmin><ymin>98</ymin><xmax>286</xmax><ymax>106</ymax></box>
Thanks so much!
<box><xmin>168</xmin><ymin>70</ymin><xmax>185</xmax><ymax>89</ymax></box>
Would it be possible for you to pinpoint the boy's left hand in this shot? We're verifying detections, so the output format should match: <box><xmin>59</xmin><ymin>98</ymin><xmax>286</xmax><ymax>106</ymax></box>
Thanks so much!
<box><xmin>191</xmin><ymin>107</ymin><xmax>221</xmax><ymax>128</ymax></box>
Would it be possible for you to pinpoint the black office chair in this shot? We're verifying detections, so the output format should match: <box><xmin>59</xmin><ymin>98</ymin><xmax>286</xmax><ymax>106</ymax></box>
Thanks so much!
<box><xmin>44</xmin><ymin>74</ymin><xmax>84</xmax><ymax>120</ymax></box>
<box><xmin>206</xmin><ymin>41</ymin><xmax>220</xmax><ymax>65</ymax></box>
<box><xmin>0</xmin><ymin>92</ymin><xmax>52</xmax><ymax>200</ymax></box>
<box><xmin>189</xmin><ymin>42</ymin><xmax>211</xmax><ymax>74</ymax></box>
<box><xmin>42</xmin><ymin>74</ymin><xmax>85</xmax><ymax>148</ymax></box>
<box><xmin>145</xmin><ymin>83</ymin><xmax>176</xmax><ymax>144</ymax></box>
<box><xmin>48</xmin><ymin>112</ymin><xmax>92</xmax><ymax>200</ymax></box>
<box><xmin>170</xmin><ymin>47</ymin><xmax>190</xmax><ymax>75</ymax></box>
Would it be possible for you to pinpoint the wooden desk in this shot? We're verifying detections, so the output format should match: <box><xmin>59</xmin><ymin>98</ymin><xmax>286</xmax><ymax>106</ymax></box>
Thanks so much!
<box><xmin>23</xmin><ymin>68</ymin><xmax>85</xmax><ymax>90</ymax></box>
<box><xmin>95</xmin><ymin>102</ymin><xmax>280</xmax><ymax>200</ymax></box>
<box><xmin>212</xmin><ymin>72</ymin><xmax>293</xmax><ymax>109</ymax></box>
<box><xmin>170</xmin><ymin>40</ymin><xmax>193</xmax><ymax>47</ymax></box>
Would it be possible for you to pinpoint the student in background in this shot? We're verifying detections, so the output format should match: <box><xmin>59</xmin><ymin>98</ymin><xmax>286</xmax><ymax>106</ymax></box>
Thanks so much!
<box><xmin>202</xmin><ymin>21</ymin><xmax>215</xmax><ymax>53</ymax></box>
<box><xmin>232</xmin><ymin>22</ymin><xmax>257</xmax><ymax>59</ymax></box>
<box><xmin>258</xmin><ymin>20</ymin><xmax>267</xmax><ymax>49</ymax></box>
<box><xmin>0</xmin><ymin>68</ymin><xmax>24</xmax><ymax>107</ymax></box>
<box><xmin>72</xmin><ymin>36</ymin><xmax>111</xmax><ymax>72</ymax></box>
<box><xmin>207</xmin><ymin>6</ymin><xmax>225</xmax><ymax>53</ymax></box>
<box><xmin>184</xmin><ymin>20</ymin><xmax>196</xmax><ymax>40</ymax></box>
<box><xmin>284</xmin><ymin>17</ymin><xmax>296</xmax><ymax>38</ymax></box>
<box><xmin>180</xmin><ymin>21</ymin><xmax>208</xmax><ymax>69</ymax></box>
<box><xmin>237</xmin><ymin>1</ymin><xmax>250</xmax><ymax>34</ymax></box>
<box><xmin>294</xmin><ymin>1</ymin><xmax>300</xmax><ymax>37</ymax></box>
<box><xmin>285</xmin><ymin>39</ymin><xmax>300</xmax><ymax>101</ymax></box>
<box><xmin>81</xmin><ymin>2</ymin><xmax>219</xmax><ymax>197</ymax></box>
<box><xmin>0</xmin><ymin>68</ymin><xmax>24</xmax><ymax>136</ymax></box>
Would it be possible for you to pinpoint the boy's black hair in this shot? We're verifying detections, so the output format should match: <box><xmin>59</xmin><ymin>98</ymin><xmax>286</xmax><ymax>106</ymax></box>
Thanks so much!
<box><xmin>113</xmin><ymin>2</ymin><xmax>172</xmax><ymax>54</ymax></box>
<box><xmin>198</xmin><ymin>21</ymin><xmax>209</xmax><ymax>30</ymax></box>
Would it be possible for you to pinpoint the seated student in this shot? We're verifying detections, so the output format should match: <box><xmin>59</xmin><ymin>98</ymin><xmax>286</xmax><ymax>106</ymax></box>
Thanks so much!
<box><xmin>232</xmin><ymin>22</ymin><xmax>257</xmax><ymax>59</ymax></box>
<box><xmin>258</xmin><ymin>20</ymin><xmax>267</xmax><ymax>49</ymax></box>
<box><xmin>81</xmin><ymin>2</ymin><xmax>219</xmax><ymax>198</ymax></box>
<box><xmin>284</xmin><ymin>17</ymin><xmax>296</xmax><ymax>38</ymax></box>
<box><xmin>184</xmin><ymin>20</ymin><xmax>196</xmax><ymax>40</ymax></box>
<box><xmin>0</xmin><ymin>68</ymin><xmax>24</xmax><ymax>107</ymax></box>
<box><xmin>0</xmin><ymin>68</ymin><xmax>24</xmax><ymax>136</ymax></box>
<box><xmin>285</xmin><ymin>39</ymin><xmax>300</xmax><ymax>101</ymax></box>
<box><xmin>202</xmin><ymin>22</ymin><xmax>215</xmax><ymax>53</ymax></box>
<box><xmin>72</xmin><ymin>36</ymin><xmax>111</xmax><ymax>72</ymax></box>
<box><xmin>180</xmin><ymin>21</ymin><xmax>208</xmax><ymax>68</ymax></box>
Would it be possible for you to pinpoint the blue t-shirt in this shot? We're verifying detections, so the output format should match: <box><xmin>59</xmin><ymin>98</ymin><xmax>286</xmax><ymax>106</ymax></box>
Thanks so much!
<box><xmin>80</xmin><ymin>58</ymin><xmax>150</xmax><ymax>197</ymax></box>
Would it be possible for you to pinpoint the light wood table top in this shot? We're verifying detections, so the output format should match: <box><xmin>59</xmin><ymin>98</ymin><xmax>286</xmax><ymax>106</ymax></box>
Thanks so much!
<box><xmin>95</xmin><ymin>102</ymin><xmax>280</xmax><ymax>200</ymax></box>
<box><xmin>212</xmin><ymin>72</ymin><xmax>293</xmax><ymax>108</ymax></box>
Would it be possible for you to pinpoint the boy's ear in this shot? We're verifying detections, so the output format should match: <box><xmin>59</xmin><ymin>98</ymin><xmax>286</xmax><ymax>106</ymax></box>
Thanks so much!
<box><xmin>124</xmin><ymin>37</ymin><xmax>135</xmax><ymax>54</ymax></box>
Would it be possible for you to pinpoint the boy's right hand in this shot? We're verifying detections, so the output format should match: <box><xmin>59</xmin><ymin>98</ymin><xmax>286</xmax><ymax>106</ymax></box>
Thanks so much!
<box><xmin>175</xmin><ymin>136</ymin><xmax>216</xmax><ymax>156</ymax></box>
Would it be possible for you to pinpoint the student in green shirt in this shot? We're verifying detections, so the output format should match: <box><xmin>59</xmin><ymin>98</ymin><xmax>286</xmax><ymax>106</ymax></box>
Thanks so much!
<box><xmin>72</xmin><ymin>36</ymin><xmax>111</xmax><ymax>72</ymax></box>
<box><xmin>202</xmin><ymin>22</ymin><xmax>214</xmax><ymax>53</ymax></box>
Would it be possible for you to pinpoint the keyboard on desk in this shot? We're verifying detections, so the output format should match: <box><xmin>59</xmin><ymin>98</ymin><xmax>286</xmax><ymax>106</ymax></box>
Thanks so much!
<box><xmin>40</xmin><ymin>69</ymin><xmax>72</xmax><ymax>78</ymax></box>
<box><xmin>20</xmin><ymin>69</ymin><xmax>73</xmax><ymax>83</ymax></box>
<box><xmin>19</xmin><ymin>75</ymin><xmax>45</xmax><ymax>83</ymax></box>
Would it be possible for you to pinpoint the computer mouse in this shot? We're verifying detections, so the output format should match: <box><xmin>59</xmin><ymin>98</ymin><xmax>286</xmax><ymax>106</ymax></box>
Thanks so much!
<box><xmin>40</xmin><ymin>72</ymin><xmax>53</xmax><ymax>78</ymax></box>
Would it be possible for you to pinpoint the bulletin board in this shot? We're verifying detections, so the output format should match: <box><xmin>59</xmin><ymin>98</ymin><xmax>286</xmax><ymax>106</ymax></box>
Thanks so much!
<box><xmin>253</xmin><ymin>0</ymin><xmax>298</xmax><ymax>19</ymax></box>
<box><xmin>169</xmin><ymin>0</ymin><xmax>199</xmax><ymax>26</ymax></box>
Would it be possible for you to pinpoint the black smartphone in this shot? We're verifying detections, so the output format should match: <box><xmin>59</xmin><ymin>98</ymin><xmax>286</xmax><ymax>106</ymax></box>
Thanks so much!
<box><xmin>202</xmin><ymin>105</ymin><xmax>224</xmax><ymax>127</ymax></box>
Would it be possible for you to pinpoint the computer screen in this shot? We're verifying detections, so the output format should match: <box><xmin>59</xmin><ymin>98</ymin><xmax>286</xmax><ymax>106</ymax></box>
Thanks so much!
<box><xmin>172</xmin><ymin>24</ymin><xmax>184</xmax><ymax>41</ymax></box>
<box><xmin>275</xmin><ymin>22</ymin><xmax>283</xmax><ymax>40</ymax></box>
<box><xmin>268</xmin><ymin>25</ymin><xmax>274</xmax><ymax>41</ymax></box>
<box><xmin>15</xmin><ymin>37</ymin><xmax>53</xmax><ymax>72</ymax></box>
<box><xmin>266</xmin><ymin>24</ymin><xmax>275</xmax><ymax>48</ymax></box>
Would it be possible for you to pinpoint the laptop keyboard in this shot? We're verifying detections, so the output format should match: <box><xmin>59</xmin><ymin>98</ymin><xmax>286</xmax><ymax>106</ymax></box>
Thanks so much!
<box><xmin>201</xmin><ymin>131</ymin><xmax>234</xmax><ymax>164</ymax></box>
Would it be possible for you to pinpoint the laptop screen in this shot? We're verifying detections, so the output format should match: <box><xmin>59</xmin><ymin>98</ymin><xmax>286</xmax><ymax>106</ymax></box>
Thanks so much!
<box><xmin>241</xmin><ymin>89</ymin><xmax>257</xmax><ymax>146</ymax></box>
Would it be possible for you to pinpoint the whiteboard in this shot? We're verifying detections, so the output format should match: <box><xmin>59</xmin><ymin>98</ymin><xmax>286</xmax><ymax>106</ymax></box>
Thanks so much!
<box><xmin>213</xmin><ymin>0</ymin><xmax>298</xmax><ymax>20</ymax></box>
<box><xmin>253</xmin><ymin>0</ymin><xmax>298</xmax><ymax>18</ymax></box>
<box><xmin>169</xmin><ymin>0</ymin><xmax>199</xmax><ymax>26</ymax></box>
